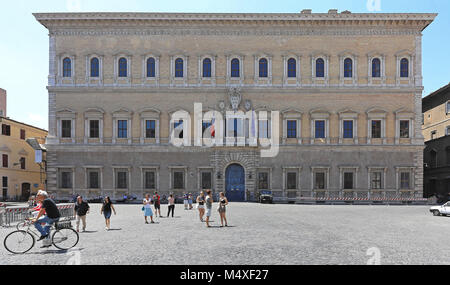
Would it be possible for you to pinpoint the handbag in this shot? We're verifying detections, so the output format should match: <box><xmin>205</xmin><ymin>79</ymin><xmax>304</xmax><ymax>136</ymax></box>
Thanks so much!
<box><xmin>141</xmin><ymin>206</ymin><xmax>145</xmax><ymax>211</ymax></box>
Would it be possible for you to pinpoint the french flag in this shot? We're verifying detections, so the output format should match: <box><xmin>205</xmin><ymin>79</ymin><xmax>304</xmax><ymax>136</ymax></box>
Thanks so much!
<box><xmin>210</xmin><ymin>115</ymin><xmax>215</xmax><ymax>138</ymax></box>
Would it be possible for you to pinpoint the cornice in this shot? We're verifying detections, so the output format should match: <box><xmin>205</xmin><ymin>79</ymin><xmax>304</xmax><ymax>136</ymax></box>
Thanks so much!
<box><xmin>47</xmin><ymin>27</ymin><xmax>423</xmax><ymax>37</ymax></box>
<box><xmin>46</xmin><ymin>85</ymin><xmax>422</xmax><ymax>94</ymax></box>
<box><xmin>34</xmin><ymin>12</ymin><xmax>437</xmax><ymax>33</ymax></box>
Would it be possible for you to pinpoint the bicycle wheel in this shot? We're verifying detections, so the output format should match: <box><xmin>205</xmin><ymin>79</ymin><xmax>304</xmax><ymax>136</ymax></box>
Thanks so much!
<box><xmin>4</xmin><ymin>230</ymin><xmax>35</xmax><ymax>254</ymax></box>
<box><xmin>52</xmin><ymin>228</ymin><xmax>79</xmax><ymax>250</ymax></box>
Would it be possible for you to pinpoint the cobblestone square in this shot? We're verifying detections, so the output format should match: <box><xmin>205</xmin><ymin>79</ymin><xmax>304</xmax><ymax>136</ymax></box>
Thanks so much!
<box><xmin>1</xmin><ymin>203</ymin><xmax>449</xmax><ymax>265</ymax></box>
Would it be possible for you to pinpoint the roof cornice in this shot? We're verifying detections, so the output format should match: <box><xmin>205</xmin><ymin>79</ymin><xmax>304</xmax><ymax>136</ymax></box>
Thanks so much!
<box><xmin>33</xmin><ymin>12</ymin><xmax>437</xmax><ymax>32</ymax></box>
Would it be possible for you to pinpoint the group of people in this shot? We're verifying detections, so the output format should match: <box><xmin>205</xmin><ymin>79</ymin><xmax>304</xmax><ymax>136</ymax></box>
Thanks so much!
<box><xmin>28</xmin><ymin>189</ymin><xmax>230</xmax><ymax>249</ymax></box>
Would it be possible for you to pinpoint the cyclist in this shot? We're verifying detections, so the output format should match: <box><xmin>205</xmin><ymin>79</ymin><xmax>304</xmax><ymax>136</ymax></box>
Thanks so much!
<box><xmin>32</xmin><ymin>190</ymin><xmax>61</xmax><ymax>247</ymax></box>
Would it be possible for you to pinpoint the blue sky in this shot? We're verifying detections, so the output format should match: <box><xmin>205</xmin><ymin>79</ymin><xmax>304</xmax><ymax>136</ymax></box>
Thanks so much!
<box><xmin>0</xmin><ymin>0</ymin><xmax>448</xmax><ymax>130</ymax></box>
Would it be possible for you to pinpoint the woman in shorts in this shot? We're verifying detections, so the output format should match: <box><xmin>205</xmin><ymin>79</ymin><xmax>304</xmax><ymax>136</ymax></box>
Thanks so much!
<box><xmin>205</xmin><ymin>190</ymin><xmax>213</xmax><ymax>228</ymax></box>
<box><xmin>196</xmin><ymin>191</ymin><xmax>206</xmax><ymax>222</ymax></box>
<box><xmin>218</xmin><ymin>192</ymin><xmax>229</xmax><ymax>227</ymax></box>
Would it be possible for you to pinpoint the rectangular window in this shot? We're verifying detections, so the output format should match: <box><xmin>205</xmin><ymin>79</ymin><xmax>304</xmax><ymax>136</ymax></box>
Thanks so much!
<box><xmin>20</xmin><ymin>129</ymin><xmax>26</xmax><ymax>140</ymax></box>
<box><xmin>144</xmin><ymin>171</ymin><xmax>156</xmax><ymax>189</ymax></box>
<box><xmin>20</xmin><ymin>158</ymin><xmax>25</xmax><ymax>170</ymax></box>
<box><xmin>61</xmin><ymin>172</ymin><xmax>72</xmax><ymax>189</ymax></box>
<box><xmin>173</xmin><ymin>171</ymin><xmax>184</xmax><ymax>189</ymax></box>
<box><xmin>258</xmin><ymin>172</ymin><xmax>269</xmax><ymax>190</ymax></box>
<box><xmin>89</xmin><ymin>171</ymin><xmax>99</xmax><ymax>189</ymax></box>
<box><xmin>343</xmin><ymin>120</ymin><xmax>353</xmax><ymax>139</ymax></box>
<box><xmin>201</xmin><ymin>172</ymin><xmax>212</xmax><ymax>190</ymax></box>
<box><xmin>117</xmin><ymin>171</ymin><xmax>127</xmax><ymax>189</ymax></box>
<box><xmin>2</xmin><ymin>176</ymin><xmax>7</xmax><ymax>188</ymax></box>
<box><xmin>400</xmin><ymin>120</ymin><xmax>410</xmax><ymax>138</ymax></box>
<box><xmin>446</xmin><ymin>126</ymin><xmax>450</xmax><ymax>136</ymax></box>
<box><xmin>1</xmin><ymin>124</ymin><xmax>11</xmax><ymax>136</ymax></box>
<box><xmin>315</xmin><ymin>120</ymin><xmax>325</xmax><ymax>139</ymax></box>
<box><xmin>145</xmin><ymin>120</ymin><xmax>156</xmax><ymax>139</ymax></box>
<box><xmin>371</xmin><ymin>120</ymin><xmax>382</xmax><ymax>139</ymax></box>
<box><xmin>118</xmin><ymin>120</ymin><xmax>128</xmax><ymax>138</ymax></box>
<box><xmin>447</xmin><ymin>102</ymin><xmax>450</xmax><ymax>114</ymax></box>
<box><xmin>371</xmin><ymin>172</ymin><xmax>382</xmax><ymax>189</ymax></box>
<box><xmin>2</xmin><ymin>154</ymin><xmax>8</xmax><ymax>168</ymax></box>
<box><xmin>287</xmin><ymin>172</ymin><xmax>297</xmax><ymax>190</ymax></box>
<box><xmin>315</xmin><ymin>172</ymin><xmax>326</xmax><ymax>189</ymax></box>
<box><xmin>89</xmin><ymin>120</ymin><xmax>100</xmax><ymax>138</ymax></box>
<box><xmin>287</xmin><ymin>120</ymin><xmax>297</xmax><ymax>138</ymax></box>
<box><xmin>61</xmin><ymin>120</ymin><xmax>71</xmax><ymax>138</ymax></box>
<box><xmin>343</xmin><ymin>172</ymin><xmax>353</xmax><ymax>189</ymax></box>
<box><xmin>400</xmin><ymin>172</ymin><xmax>410</xmax><ymax>189</ymax></box>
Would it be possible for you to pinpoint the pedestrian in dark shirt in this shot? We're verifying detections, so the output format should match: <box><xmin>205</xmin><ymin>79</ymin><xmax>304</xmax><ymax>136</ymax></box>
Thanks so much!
<box><xmin>74</xmin><ymin>196</ymin><xmax>90</xmax><ymax>232</ymax></box>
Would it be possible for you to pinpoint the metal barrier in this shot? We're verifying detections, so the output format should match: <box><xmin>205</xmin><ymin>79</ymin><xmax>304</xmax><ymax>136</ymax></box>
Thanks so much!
<box><xmin>0</xmin><ymin>203</ymin><xmax>75</xmax><ymax>227</ymax></box>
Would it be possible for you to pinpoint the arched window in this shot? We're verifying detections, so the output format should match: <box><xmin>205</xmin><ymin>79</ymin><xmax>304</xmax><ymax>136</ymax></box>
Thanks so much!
<box><xmin>202</xmin><ymin>58</ymin><xmax>212</xmax><ymax>78</ymax></box>
<box><xmin>175</xmin><ymin>58</ymin><xmax>183</xmax><ymax>78</ymax></box>
<box><xmin>63</xmin><ymin>57</ymin><xmax>72</xmax><ymax>77</ymax></box>
<box><xmin>344</xmin><ymin>58</ymin><xmax>353</xmax><ymax>78</ymax></box>
<box><xmin>259</xmin><ymin>58</ymin><xmax>268</xmax><ymax>78</ymax></box>
<box><xmin>118</xmin><ymin>57</ymin><xmax>127</xmax><ymax>78</ymax></box>
<box><xmin>316</xmin><ymin>58</ymin><xmax>325</xmax><ymax>78</ymax></box>
<box><xmin>400</xmin><ymin>58</ymin><xmax>409</xmax><ymax>78</ymax></box>
<box><xmin>231</xmin><ymin>58</ymin><xmax>240</xmax><ymax>78</ymax></box>
<box><xmin>90</xmin><ymin>57</ymin><xmax>99</xmax><ymax>78</ymax></box>
<box><xmin>147</xmin><ymin>57</ymin><xmax>156</xmax><ymax>78</ymax></box>
<box><xmin>287</xmin><ymin>58</ymin><xmax>296</xmax><ymax>78</ymax></box>
<box><xmin>372</xmin><ymin>58</ymin><xmax>381</xmax><ymax>78</ymax></box>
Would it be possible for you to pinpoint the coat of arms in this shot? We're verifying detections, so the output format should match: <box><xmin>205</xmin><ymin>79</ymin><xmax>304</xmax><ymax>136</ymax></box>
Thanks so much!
<box><xmin>228</xmin><ymin>87</ymin><xmax>241</xmax><ymax>111</ymax></box>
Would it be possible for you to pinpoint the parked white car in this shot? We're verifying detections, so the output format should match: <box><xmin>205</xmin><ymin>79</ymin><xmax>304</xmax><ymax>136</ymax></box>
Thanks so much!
<box><xmin>429</xmin><ymin>202</ymin><xmax>450</xmax><ymax>216</ymax></box>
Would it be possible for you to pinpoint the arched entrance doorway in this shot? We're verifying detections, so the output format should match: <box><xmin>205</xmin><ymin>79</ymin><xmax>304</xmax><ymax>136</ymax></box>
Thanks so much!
<box><xmin>21</xmin><ymin>183</ymin><xmax>31</xmax><ymax>201</ymax></box>
<box><xmin>225</xmin><ymin>164</ymin><xmax>245</xmax><ymax>202</ymax></box>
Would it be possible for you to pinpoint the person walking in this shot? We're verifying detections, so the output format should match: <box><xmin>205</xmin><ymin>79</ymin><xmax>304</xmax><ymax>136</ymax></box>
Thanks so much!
<box><xmin>74</xmin><ymin>196</ymin><xmax>90</xmax><ymax>232</ymax></box>
<box><xmin>205</xmin><ymin>190</ymin><xmax>213</xmax><ymax>228</ymax></box>
<box><xmin>196</xmin><ymin>191</ymin><xmax>206</xmax><ymax>222</ymax></box>
<box><xmin>183</xmin><ymin>193</ymin><xmax>189</xmax><ymax>210</ymax></box>
<box><xmin>188</xmin><ymin>193</ymin><xmax>193</xmax><ymax>210</ymax></box>
<box><xmin>153</xmin><ymin>191</ymin><xmax>162</xmax><ymax>218</ymax></box>
<box><xmin>143</xmin><ymin>194</ymin><xmax>154</xmax><ymax>224</ymax></box>
<box><xmin>167</xmin><ymin>194</ymin><xmax>175</xmax><ymax>218</ymax></box>
<box><xmin>100</xmin><ymin>196</ymin><xmax>116</xmax><ymax>231</ymax></box>
<box><xmin>217</xmin><ymin>192</ymin><xmax>229</xmax><ymax>227</ymax></box>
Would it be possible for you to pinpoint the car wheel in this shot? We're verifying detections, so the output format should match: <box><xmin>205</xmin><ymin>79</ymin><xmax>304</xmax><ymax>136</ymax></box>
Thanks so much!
<box><xmin>433</xmin><ymin>210</ymin><xmax>440</xmax><ymax>216</ymax></box>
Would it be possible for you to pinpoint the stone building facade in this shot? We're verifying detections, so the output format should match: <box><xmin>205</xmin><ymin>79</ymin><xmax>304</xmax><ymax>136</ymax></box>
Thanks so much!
<box><xmin>423</xmin><ymin>83</ymin><xmax>450</xmax><ymax>200</ymax></box>
<box><xmin>34</xmin><ymin>11</ymin><xmax>436</xmax><ymax>202</ymax></box>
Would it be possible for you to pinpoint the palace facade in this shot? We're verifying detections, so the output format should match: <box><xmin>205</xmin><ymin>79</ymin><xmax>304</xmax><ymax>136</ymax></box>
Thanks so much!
<box><xmin>34</xmin><ymin>11</ymin><xmax>436</xmax><ymax>202</ymax></box>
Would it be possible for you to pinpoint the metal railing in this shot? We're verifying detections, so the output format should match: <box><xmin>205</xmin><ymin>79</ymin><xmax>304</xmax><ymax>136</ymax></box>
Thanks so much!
<box><xmin>0</xmin><ymin>203</ymin><xmax>75</xmax><ymax>228</ymax></box>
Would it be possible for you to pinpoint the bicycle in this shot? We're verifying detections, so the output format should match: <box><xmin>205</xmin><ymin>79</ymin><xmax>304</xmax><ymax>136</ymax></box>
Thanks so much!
<box><xmin>4</xmin><ymin>218</ymin><xmax>79</xmax><ymax>254</ymax></box>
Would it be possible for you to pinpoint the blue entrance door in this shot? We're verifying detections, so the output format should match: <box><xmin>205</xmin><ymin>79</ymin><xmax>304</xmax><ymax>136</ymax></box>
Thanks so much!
<box><xmin>225</xmin><ymin>164</ymin><xmax>246</xmax><ymax>202</ymax></box>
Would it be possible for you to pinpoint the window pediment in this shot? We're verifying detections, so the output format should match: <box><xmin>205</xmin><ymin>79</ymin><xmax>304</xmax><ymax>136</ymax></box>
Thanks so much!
<box><xmin>139</xmin><ymin>107</ymin><xmax>161</xmax><ymax>118</ymax></box>
<box><xmin>310</xmin><ymin>108</ymin><xmax>331</xmax><ymax>119</ymax></box>
<box><xmin>281</xmin><ymin>108</ymin><xmax>302</xmax><ymax>118</ymax></box>
<box><xmin>56</xmin><ymin>108</ymin><xmax>76</xmax><ymax>118</ymax></box>
<box><xmin>112</xmin><ymin>107</ymin><xmax>133</xmax><ymax>118</ymax></box>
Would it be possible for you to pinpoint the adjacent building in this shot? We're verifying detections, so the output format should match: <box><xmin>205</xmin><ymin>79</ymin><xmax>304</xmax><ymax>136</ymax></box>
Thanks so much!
<box><xmin>0</xmin><ymin>115</ymin><xmax>48</xmax><ymax>201</ymax></box>
<box><xmin>0</xmin><ymin>89</ymin><xmax>6</xmax><ymax>117</ymax></box>
<box><xmin>422</xmin><ymin>83</ymin><xmax>450</xmax><ymax>200</ymax></box>
<box><xmin>34</xmin><ymin>11</ymin><xmax>436</xmax><ymax>202</ymax></box>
